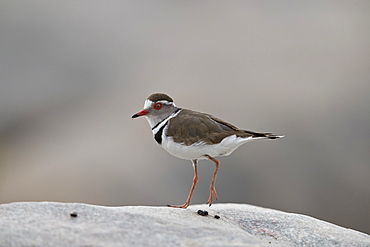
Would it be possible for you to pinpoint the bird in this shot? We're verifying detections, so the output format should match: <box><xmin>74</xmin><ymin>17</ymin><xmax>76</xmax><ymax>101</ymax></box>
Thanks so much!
<box><xmin>132</xmin><ymin>93</ymin><xmax>283</xmax><ymax>209</ymax></box>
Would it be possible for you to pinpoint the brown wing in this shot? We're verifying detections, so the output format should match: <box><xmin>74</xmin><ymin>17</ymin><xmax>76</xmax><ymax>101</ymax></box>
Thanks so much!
<box><xmin>207</xmin><ymin>112</ymin><xmax>280</xmax><ymax>139</ymax></box>
<box><xmin>209</xmin><ymin>115</ymin><xmax>271</xmax><ymax>139</ymax></box>
<box><xmin>166</xmin><ymin>109</ymin><xmax>254</xmax><ymax>145</ymax></box>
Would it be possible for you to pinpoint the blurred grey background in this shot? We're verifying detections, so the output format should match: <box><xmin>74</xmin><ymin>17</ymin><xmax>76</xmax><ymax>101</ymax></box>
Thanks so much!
<box><xmin>1</xmin><ymin>1</ymin><xmax>369</xmax><ymax>234</ymax></box>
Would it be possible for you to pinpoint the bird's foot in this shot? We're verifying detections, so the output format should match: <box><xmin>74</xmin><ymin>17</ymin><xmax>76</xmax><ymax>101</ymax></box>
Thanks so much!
<box><xmin>167</xmin><ymin>203</ymin><xmax>189</xmax><ymax>209</ymax></box>
<box><xmin>206</xmin><ymin>186</ymin><xmax>218</xmax><ymax>206</ymax></box>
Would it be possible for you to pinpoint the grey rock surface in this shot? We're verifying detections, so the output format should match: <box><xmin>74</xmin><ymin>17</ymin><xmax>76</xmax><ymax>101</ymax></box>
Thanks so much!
<box><xmin>0</xmin><ymin>202</ymin><xmax>369</xmax><ymax>247</ymax></box>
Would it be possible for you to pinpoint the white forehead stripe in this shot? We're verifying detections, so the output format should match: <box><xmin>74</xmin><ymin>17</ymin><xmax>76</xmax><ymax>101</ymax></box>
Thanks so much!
<box><xmin>144</xmin><ymin>99</ymin><xmax>176</xmax><ymax>109</ymax></box>
<box><xmin>144</xmin><ymin>99</ymin><xmax>153</xmax><ymax>109</ymax></box>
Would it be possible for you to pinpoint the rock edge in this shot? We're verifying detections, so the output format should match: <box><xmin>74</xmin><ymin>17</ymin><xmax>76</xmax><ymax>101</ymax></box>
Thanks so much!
<box><xmin>0</xmin><ymin>202</ymin><xmax>369</xmax><ymax>247</ymax></box>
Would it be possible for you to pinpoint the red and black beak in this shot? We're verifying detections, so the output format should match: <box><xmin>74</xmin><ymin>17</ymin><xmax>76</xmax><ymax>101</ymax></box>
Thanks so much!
<box><xmin>132</xmin><ymin>109</ymin><xmax>148</xmax><ymax>118</ymax></box>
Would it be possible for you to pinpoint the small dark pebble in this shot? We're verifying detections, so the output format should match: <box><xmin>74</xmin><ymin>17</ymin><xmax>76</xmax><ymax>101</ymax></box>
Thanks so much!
<box><xmin>197</xmin><ymin>210</ymin><xmax>208</xmax><ymax>216</ymax></box>
<box><xmin>70</xmin><ymin>211</ymin><xmax>78</xmax><ymax>217</ymax></box>
<box><xmin>214</xmin><ymin>215</ymin><xmax>220</xmax><ymax>219</ymax></box>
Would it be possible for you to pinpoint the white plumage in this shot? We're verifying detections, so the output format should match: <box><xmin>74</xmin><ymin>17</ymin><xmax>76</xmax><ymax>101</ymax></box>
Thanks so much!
<box><xmin>162</xmin><ymin>132</ymin><xmax>257</xmax><ymax>160</ymax></box>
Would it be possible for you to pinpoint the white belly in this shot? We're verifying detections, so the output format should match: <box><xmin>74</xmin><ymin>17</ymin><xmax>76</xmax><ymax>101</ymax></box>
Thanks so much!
<box><xmin>161</xmin><ymin>133</ymin><xmax>256</xmax><ymax>160</ymax></box>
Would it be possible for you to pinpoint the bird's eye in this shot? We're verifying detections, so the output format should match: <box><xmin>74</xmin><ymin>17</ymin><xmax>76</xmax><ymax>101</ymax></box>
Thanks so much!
<box><xmin>154</xmin><ymin>103</ymin><xmax>162</xmax><ymax>110</ymax></box>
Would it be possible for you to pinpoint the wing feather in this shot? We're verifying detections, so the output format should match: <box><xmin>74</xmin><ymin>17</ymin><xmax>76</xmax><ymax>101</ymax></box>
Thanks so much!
<box><xmin>167</xmin><ymin>109</ymin><xmax>254</xmax><ymax>145</ymax></box>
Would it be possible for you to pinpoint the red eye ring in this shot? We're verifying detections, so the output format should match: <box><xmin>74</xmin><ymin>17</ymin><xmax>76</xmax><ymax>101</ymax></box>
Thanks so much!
<box><xmin>154</xmin><ymin>103</ymin><xmax>162</xmax><ymax>110</ymax></box>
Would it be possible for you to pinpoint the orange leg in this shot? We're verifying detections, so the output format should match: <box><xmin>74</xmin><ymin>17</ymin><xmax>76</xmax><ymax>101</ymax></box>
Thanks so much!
<box><xmin>205</xmin><ymin>155</ymin><xmax>220</xmax><ymax>206</ymax></box>
<box><xmin>168</xmin><ymin>159</ymin><xmax>198</xmax><ymax>209</ymax></box>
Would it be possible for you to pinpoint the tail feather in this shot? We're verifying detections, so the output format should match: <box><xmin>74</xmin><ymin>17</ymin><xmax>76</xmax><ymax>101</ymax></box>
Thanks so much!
<box><xmin>266</xmin><ymin>134</ymin><xmax>284</xmax><ymax>139</ymax></box>
<box><xmin>243</xmin><ymin>130</ymin><xmax>284</xmax><ymax>139</ymax></box>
